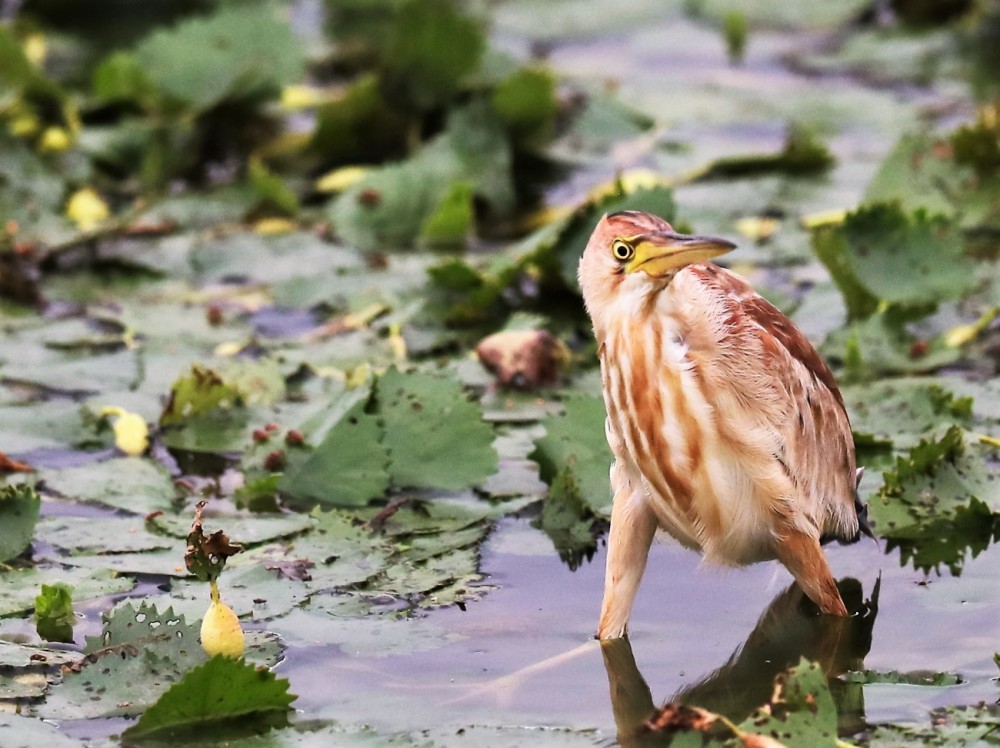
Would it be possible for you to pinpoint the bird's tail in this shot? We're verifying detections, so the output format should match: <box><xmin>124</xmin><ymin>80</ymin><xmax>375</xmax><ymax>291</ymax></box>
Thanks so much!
<box><xmin>822</xmin><ymin>467</ymin><xmax>876</xmax><ymax>546</ymax></box>
<box><xmin>853</xmin><ymin>467</ymin><xmax>877</xmax><ymax>542</ymax></box>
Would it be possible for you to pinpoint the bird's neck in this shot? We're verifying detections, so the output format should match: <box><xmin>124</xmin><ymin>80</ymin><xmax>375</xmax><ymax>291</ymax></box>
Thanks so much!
<box><xmin>594</xmin><ymin>279</ymin><xmax>676</xmax><ymax>346</ymax></box>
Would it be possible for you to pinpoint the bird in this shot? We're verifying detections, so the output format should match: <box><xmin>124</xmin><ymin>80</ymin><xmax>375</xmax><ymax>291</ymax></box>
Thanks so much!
<box><xmin>577</xmin><ymin>210</ymin><xmax>873</xmax><ymax>640</ymax></box>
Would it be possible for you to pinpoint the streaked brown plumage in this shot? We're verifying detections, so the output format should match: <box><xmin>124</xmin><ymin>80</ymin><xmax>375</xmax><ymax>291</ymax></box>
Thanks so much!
<box><xmin>578</xmin><ymin>210</ymin><xmax>871</xmax><ymax>640</ymax></box>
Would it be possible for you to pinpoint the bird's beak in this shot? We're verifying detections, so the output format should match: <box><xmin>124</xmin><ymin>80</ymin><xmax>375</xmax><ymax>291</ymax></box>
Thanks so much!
<box><xmin>628</xmin><ymin>231</ymin><xmax>736</xmax><ymax>278</ymax></box>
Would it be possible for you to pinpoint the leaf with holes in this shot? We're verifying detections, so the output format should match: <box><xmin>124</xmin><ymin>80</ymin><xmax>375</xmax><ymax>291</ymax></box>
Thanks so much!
<box><xmin>735</xmin><ymin>659</ymin><xmax>839</xmax><ymax>747</ymax></box>
<box><xmin>39</xmin><ymin>603</ymin><xmax>205</xmax><ymax>720</ymax></box>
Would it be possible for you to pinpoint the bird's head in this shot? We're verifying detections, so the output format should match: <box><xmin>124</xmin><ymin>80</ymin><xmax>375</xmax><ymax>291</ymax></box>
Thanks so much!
<box><xmin>578</xmin><ymin>210</ymin><xmax>736</xmax><ymax>328</ymax></box>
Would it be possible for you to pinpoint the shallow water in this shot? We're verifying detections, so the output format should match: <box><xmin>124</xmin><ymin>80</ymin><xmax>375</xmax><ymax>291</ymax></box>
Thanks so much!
<box><xmin>278</xmin><ymin>517</ymin><xmax>1000</xmax><ymax>739</ymax></box>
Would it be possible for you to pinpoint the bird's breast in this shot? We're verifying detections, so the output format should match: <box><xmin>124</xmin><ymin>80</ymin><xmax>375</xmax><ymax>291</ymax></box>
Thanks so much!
<box><xmin>600</xmin><ymin>311</ymin><xmax>717</xmax><ymax>541</ymax></box>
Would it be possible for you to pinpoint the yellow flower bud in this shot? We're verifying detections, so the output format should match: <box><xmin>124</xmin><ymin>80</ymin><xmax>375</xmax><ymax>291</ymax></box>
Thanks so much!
<box><xmin>66</xmin><ymin>188</ymin><xmax>110</xmax><ymax>231</ymax></box>
<box><xmin>39</xmin><ymin>126</ymin><xmax>72</xmax><ymax>152</ymax></box>
<box><xmin>200</xmin><ymin>597</ymin><xmax>245</xmax><ymax>658</ymax></box>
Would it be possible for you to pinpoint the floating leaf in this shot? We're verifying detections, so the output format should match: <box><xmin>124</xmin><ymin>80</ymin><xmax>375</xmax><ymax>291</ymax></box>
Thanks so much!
<box><xmin>329</xmin><ymin>101</ymin><xmax>513</xmax><ymax>251</ymax></box>
<box><xmin>837</xmin><ymin>203</ymin><xmax>979</xmax><ymax>307</ymax></box>
<box><xmin>843</xmin><ymin>668</ymin><xmax>962</xmax><ymax>686</ymax></box>
<box><xmin>40</xmin><ymin>457</ymin><xmax>176</xmax><ymax>514</ymax></box>
<box><xmin>279</xmin><ymin>397</ymin><xmax>390</xmax><ymax>507</ymax></box>
<box><xmin>121</xmin><ymin>656</ymin><xmax>296</xmax><ymax>741</ymax></box>
<box><xmin>844</xmin><ymin>379</ymin><xmax>974</xmax><ymax>449</ymax></box>
<box><xmin>531</xmin><ymin>395</ymin><xmax>614</xmax><ymax>515</ymax></box>
<box><xmin>419</xmin><ymin>181</ymin><xmax>474</xmax><ymax>247</ymax></box>
<box><xmin>134</xmin><ymin>4</ymin><xmax>305</xmax><ymax>111</ymax></box>
<box><xmin>160</xmin><ymin>364</ymin><xmax>244</xmax><ymax>427</ymax></box>
<box><xmin>380</xmin><ymin>0</ymin><xmax>486</xmax><ymax>113</ymax></box>
<box><xmin>695</xmin><ymin>123</ymin><xmax>834</xmax><ymax>179</ymax></box>
<box><xmin>491</xmin><ymin>66</ymin><xmax>558</xmax><ymax>146</ymax></box>
<box><xmin>34</xmin><ymin>583</ymin><xmax>74</xmax><ymax>644</ymax></box>
<box><xmin>735</xmin><ymin>659</ymin><xmax>839</xmax><ymax>746</ymax></box>
<box><xmin>867</xmin><ymin>703</ymin><xmax>1000</xmax><ymax>746</ymax></box>
<box><xmin>41</xmin><ymin>604</ymin><xmax>206</xmax><ymax>720</ymax></box>
<box><xmin>248</xmin><ymin>157</ymin><xmax>298</xmax><ymax>218</ymax></box>
<box><xmin>0</xmin><ymin>712</ymin><xmax>82</xmax><ymax>748</ymax></box>
<box><xmin>379</xmin><ymin>367</ymin><xmax>497</xmax><ymax>491</ymax></box>
<box><xmin>869</xmin><ymin>426</ymin><xmax>1000</xmax><ymax>573</ymax></box>
<box><xmin>84</xmin><ymin>600</ymin><xmax>200</xmax><ymax>655</ymax></box>
<box><xmin>91</xmin><ymin>50</ymin><xmax>158</xmax><ymax>107</ymax></box>
<box><xmin>0</xmin><ymin>483</ymin><xmax>40</xmax><ymax>562</ymax></box>
<box><xmin>311</xmin><ymin>74</ymin><xmax>409</xmax><ymax>165</ymax></box>
<box><xmin>821</xmin><ymin>308</ymin><xmax>960</xmax><ymax>380</ymax></box>
<box><xmin>533</xmin><ymin>466</ymin><xmax>601</xmax><ymax>570</ymax></box>
<box><xmin>865</xmin><ymin>132</ymin><xmax>972</xmax><ymax>219</ymax></box>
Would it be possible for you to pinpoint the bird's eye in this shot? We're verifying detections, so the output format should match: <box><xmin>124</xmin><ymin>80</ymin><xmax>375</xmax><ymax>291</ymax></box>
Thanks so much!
<box><xmin>611</xmin><ymin>239</ymin><xmax>634</xmax><ymax>262</ymax></box>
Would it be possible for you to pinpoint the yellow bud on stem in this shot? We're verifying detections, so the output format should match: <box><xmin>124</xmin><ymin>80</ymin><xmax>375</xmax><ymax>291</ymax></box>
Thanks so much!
<box><xmin>201</xmin><ymin>580</ymin><xmax>244</xmax><ymax>658</ymax></box>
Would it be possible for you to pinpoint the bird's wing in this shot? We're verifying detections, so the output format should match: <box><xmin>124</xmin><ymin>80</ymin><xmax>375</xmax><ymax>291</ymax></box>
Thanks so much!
<box><xmin>683</xmin><ymin>264</ymin><xmax>859</xmax><ymax>540</ymax></box>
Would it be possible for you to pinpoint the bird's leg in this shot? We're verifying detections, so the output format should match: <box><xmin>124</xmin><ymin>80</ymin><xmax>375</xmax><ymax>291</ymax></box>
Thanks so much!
<box><xmin>774</xmin><ymin>531</ymin><xmax>848</xmax><ymax>617</ymax></box>
<box><xmin>598</xmin><ymin>479</ymin><xmax>658</xmax><ymax>639</ymax></box>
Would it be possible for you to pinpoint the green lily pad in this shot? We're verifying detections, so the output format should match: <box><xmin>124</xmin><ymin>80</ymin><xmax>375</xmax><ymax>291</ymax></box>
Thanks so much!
<box><xmin>40</xmin><ymin>457</ymin><xmax>176</xmax><ymax>514</ymax></box>
<box><xmin>0</xmin><ymin>567</ymin><xmax>133</xmax><ymax>618</ymax></box>
<box><xmin>533</xmin><ymin>467</ymin><xmax>601</xmax><ymax>570</ymax></box>
<box><xmin>380</xmin><ymin>0</ymin><xmax>485</xmax><ymax>113</ymax></box>
<box><xmin>121</xmin><ymin>656</ymin><xmax>296</xmax><ymax>742</ymax></box>
<box><xmin>379</xmin><ymin>367</ymin><xmax>497</xmax><ymax>492</ymax></box>
<box><xmin>869</xmin><ymin>426</ymin><xmax>1000</xmax><ymax>573</ymax></box>
<box><xmin>0</xmin><ymin>484</ymin><xmax>40</xmax><ymax>563</ymax></box>
<box><xmin>38</xmin><ymin>515</ymin><xmax>173</xmax><ymax>554</ymax></box>
<box><xmin>134</xmin><ymin>4</ymin><xmax>305</xmax><ymax>111</ymax></box>
<box><xmin>531</xmin><ymin>395</ymin><xmax>614</xmax><ymax>515</ymax></box>
<box><xmin>844</xmin><ymin>378</ymin><xmax>973</xmax><ymax>449</ymax></box>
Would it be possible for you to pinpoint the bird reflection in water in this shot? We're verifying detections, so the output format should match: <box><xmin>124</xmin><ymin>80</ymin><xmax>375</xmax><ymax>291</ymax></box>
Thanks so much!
<box><xmin>602</xmin><ymin>577</ymin><xmax>879</xmax><ymax>746</ymax></box>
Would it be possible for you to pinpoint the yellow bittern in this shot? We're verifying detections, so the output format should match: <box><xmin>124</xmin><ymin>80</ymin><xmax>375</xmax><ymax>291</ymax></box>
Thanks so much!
<box><xmin>578</xmin><ymin>210</ymin><xmax>872</xmax><ymax>640</ymax></box>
